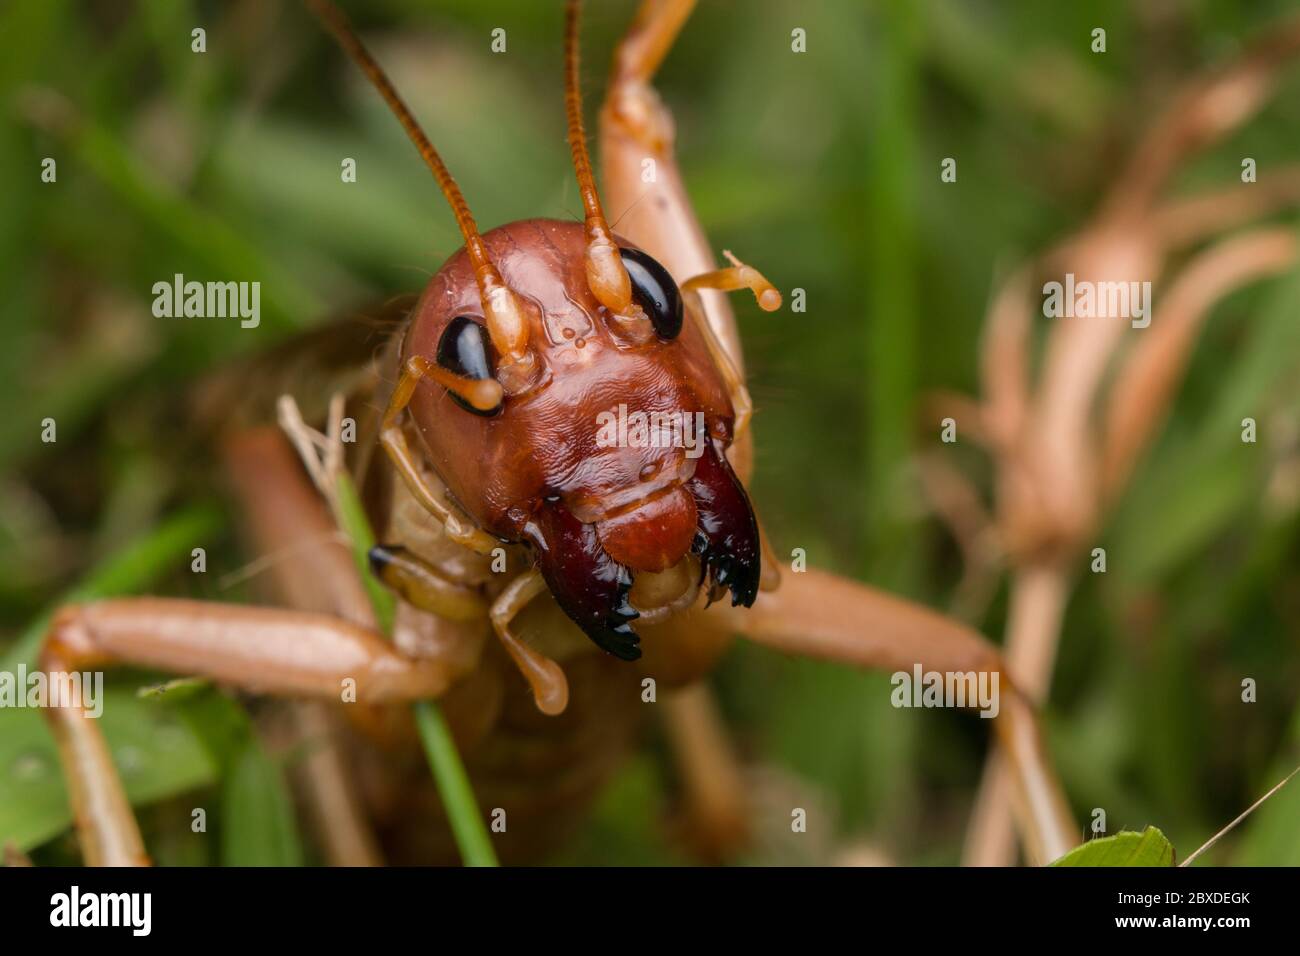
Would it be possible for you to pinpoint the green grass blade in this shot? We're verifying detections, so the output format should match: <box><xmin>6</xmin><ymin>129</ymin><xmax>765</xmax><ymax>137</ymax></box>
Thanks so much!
<box><xmin>412</xmin><ymin>700</ymin><xmax>499</xmax><ymax>867</ymax></box>
<box><xmin>330</xmin><ymin>472</ymin><xmax>497</xmax><ymax>867</ymax></box>
<box><xmin>220</xmin><ymin>737</ymin><xmax>305</xmax><ymax>867</ymax></box>
<box><xmin>332</xmin><ymin>474</ymin><xmax>395</xmax><ymax>635</ymax></box>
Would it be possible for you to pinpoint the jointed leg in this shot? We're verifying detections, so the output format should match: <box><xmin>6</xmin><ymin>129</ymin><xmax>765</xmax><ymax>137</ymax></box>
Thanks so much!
<box><xmin>682</xmin><ymin>250</ymin><xmax>782</xmax><ymax>313</ymax></box>
<box><xmin>660</xmin><ymin>682</ymin><xmax>750</xmax><ymax>862</ymax></box>
<box><xmin>369</xmin><ymin>544</ymin><xmax>488</xmax><ymax>623</ymax></box>
<box><xmin>680</xmin><ymin>249</ymin><xmax>782</xmax><ymax>444</ymax></box>
<box><xmin>44</xmin><ymin>600</ymin><xmax>452</xmax><ymax>700</ymax></box>
<box><xmin>380</xmin><ymin>357</ymin><xmax>503</xmax><ymax>555</ymax></box>
<box><xmin>712</xmin><ymin>567</ymin><xmax>1077</xmax><ymax>865</ymax></box>
<box><xmin>291</xmin><ymin>701</ymin><xmax>385</xmax><ymax>867</ymax></box>
<box><xmin>610</xmin><ymin>0</ymin><xmax>698</xmax><ymax>103</ymax></box>
<box><xmin>489</xmin><ymin>569</ymin><xmax>569</xmax><ymax>716</ymax></box>
<box><xmin>42</xmin><ymin>680</ymin><xmax>147</xmax><ymax>867</ymax></box>
<box><xmin>599</xmin><ymin>0</ymin><xmax>746</xmax><ymax>371</ymax></box>
<box><xmin>600</xmin><ymin>3</ymin><xmax>782</xmax><ymax>473</ymax></box>
<box><xmin>40</xmin><ymin>599</ymin><xmax>451</xmax><ymax>866</ymax></box>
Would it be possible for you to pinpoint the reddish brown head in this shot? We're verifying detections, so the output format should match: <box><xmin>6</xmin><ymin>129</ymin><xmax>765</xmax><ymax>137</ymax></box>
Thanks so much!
<box><xmin>307</xmin><ymin>0</ymin><xmax>760</xmax><ymax>660</ymax></box>
<box><xmin>403</xmin><ymin>220</ymin><xmax>761</xmax><ymax>659</ymax></box>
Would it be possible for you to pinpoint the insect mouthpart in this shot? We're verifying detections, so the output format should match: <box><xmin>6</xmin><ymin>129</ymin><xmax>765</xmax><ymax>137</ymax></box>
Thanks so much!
<box><xmin>525</xmin><ymin>438</ymin><xmax>760</xmax><ymax>660</ymax></box>
<box><xmin>525</xmin><ymin>503</ymin><xmax>641</xmax><ymax>660</ymax></box>
<box><xmin>685</xmin><ymin>438</ymin><xmax>762</xmax><ymax>609</ymax></box>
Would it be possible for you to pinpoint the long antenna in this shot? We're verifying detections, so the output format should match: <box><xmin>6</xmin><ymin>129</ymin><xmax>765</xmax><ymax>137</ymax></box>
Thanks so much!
<box><xmin>305</xmin><ymin>0</ymin><xmax>534</xmax><ymax>388</ymax></box>
<box><xmin>565</xmin><ymin>0</ymin><xmax>634</xmax><ymax>316</ymax></box>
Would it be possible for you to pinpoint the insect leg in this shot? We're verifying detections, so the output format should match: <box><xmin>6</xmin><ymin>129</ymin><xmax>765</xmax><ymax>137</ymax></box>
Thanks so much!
<box><xmin>600</xmin><ymin>0</ymin><xmax>778</xmax><ymax>477</ymax></box>
<box><xmin>660</xmin><ymin>683</ymin><xmax>750</xmax><ymax>862</ymax></box>
<box><xmin>369</xmin><ymin>544</ymin><xmax>489</xmax><ymax>622</ymax></box>
<box><xmin>380</xmin><ymin>357</ymin><xmax>503</xmax><ymax>555</ymax></box>
<box><xmin>599</xmin><ymin>0</ymin><xmax>742</xmax><ymax>367</ymax></box>
<box><xmin>488</xmin><ymin>569</ymin><xmax>569</xmax><ymax>717</ymax></box>
<box><xmin>753</xmin><ymin>511</ymin><xmax>783</xmax><ymax>593</ymax></box>
<box><xmin>709</xmin><ymin>567</ymin><xmax>1077</xmax><ymax>866</ymax></box>
<box><xmin>41</xmin><ymin>666</ymin><xmax>147</xmax><ymax>868</ymax></box>
<box><xmin>682</xmin><ymin>250</ymin><xmax>782</xmax><ymax>313</ymax></box>
<box><xmin>679</xmin><ymin>290</ymin><xmax>765</xmax><ymax>454</ymax></box>
<box><xmin>599</xmin><ymin>10</ymin><xmax>781</xmax><ymax>337</ymax></box>
<box><xmin>39</xmin><ymin>599</ymin><xmax>452</xmax><ymax>866</ymax></box>
<box><xmin>223</xmin><ymin>424</ymin><xmax>389</xmax><ymax>867</ymax></box>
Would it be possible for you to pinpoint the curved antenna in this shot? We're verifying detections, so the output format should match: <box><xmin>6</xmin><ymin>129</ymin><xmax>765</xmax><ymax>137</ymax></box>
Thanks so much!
<box><xmin>565</xmin><ymin>0</ymin><xmax>635</xmax><ymax>316</ymax></box>
<box><xmin>305</xmin><ymin>0</ymin><xmax>534</xmax><ymax>389</ymax></box>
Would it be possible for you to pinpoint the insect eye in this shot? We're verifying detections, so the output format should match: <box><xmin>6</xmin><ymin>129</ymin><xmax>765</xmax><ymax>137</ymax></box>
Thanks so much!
<box><xmin>436</xmin><ymin>315</ymin><xmax>501</xmax><ymax>417</ymax></box>
<box><xmin>619</xmin><ymin>247</ymin><xmax>683</xmax><ymax>340</ymax></box>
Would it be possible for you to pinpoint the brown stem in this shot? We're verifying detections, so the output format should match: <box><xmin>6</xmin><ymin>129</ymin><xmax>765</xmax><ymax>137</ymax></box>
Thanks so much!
<box><xmin>963</xmin><ymin>563</ymin><xmax>1072</xmax><ymax>865</ymax></box>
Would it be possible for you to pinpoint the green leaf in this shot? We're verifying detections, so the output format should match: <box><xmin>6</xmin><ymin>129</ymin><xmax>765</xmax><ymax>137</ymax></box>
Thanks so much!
<box><xmin>0</xmin><ymin>688</ymin><xmax>217</xmax><ymax>852</ymax></box>
<box><xmin>1051</xmin><ymin>826</ymin><xmax>1176</xmax><ymax>867</ymax></box>
<box><xmin>220</xmin><ymin>738</ymin><xmax>304</xmax><ymax>867</ymax></box>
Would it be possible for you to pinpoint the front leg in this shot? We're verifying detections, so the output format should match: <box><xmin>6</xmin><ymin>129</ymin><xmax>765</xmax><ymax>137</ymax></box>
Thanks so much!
<box><xmin>39</xmin><ymin>599</ymin><xmax>452</xmax><ymax>866</ymax></box>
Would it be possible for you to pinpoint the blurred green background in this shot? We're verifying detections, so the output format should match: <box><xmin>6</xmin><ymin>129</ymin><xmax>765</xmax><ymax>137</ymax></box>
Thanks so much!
<box><xmin>2</xmin><ymin>0</ymin><xmax>1299</xmax><ymax>866</ymax></box>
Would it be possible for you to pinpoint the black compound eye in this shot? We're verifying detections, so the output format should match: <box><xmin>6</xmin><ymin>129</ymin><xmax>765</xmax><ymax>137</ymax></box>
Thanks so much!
<box><xmin>436</xmin><ymin>315</ymin><xmax>501</xmax><ymax>417</ymax></box>
<box><xmin>619</xmin><ymin>246</ymin><xmax>683</xmax><ymax>340</ymax></box>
